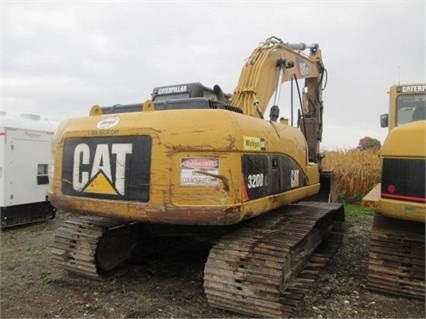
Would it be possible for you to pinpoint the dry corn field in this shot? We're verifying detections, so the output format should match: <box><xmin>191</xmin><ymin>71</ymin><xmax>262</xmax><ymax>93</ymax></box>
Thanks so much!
<box><xmin>323</xmin><ymin>149</ymin><xmax>381</xmax><ymax>203</ymax></box>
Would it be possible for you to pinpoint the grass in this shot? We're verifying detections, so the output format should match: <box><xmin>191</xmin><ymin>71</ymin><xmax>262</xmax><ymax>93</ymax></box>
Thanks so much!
<box><xmin>25</xmin><ymin>245</ymin><xmax>41</xmax><ymax>254</ymax></box>
<box><xmin>38</xmin><ymin>272</ymin><xmax>53</xmax><ymax>284</ymax></box>
<box><xmin>344</xmin><ymin>203</ymin><xmax>374</xmax><ymax>218</ymax></box>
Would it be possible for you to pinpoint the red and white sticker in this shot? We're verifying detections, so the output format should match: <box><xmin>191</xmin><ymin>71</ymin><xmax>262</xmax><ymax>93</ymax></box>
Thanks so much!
<box><xmin>181</xmin><ymin>158</ymin><xmax>219</xmax><ymax>170</ymax></box>
<box><xmin>180</xmin><ymin>157</ymin><xmax>220</xmax><ymax>186</ymax></box>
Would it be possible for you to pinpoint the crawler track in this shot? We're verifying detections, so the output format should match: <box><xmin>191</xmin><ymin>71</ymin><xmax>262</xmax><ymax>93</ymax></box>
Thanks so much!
<box><xmin>51</xmin><ymin>215</ymin><xmax>135</xmax><ymax>279</ymax></box>
<box><xmin>367</xmin><ymin>214</ymin><xmax>425</xmax><ymax>300</ymax></box>
<box><xmin>204</xmin><ymin>201</ymin><xmax>344</xmax><ymax>318</ymax></box>
<box><xmin>52</xmin><ymin>202</ymin><xmax>344</xmax><ymax>317</ymax></box>
<box><xmin>1</xmin><ymin>202</ymin><xmax>55</xmax><ymax>230</ymax></box>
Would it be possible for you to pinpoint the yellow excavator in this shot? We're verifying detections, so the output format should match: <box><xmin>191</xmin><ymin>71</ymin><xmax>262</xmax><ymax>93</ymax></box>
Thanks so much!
<box><xmin>49</xmin><ymin>36</ymin><xmax>344</xmax><ymax>317</ymax></box>
<box><xmin>363</xmin><ymin>83</ymin><xmax>425</xmax><ymax>299</ymax></box>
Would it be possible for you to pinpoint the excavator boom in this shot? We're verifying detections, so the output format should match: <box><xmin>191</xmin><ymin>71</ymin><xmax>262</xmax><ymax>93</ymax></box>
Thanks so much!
<box><xmin>231</xmin><ymin>36</ymin><xmax>326</xmax><ymax>163</ymax></box>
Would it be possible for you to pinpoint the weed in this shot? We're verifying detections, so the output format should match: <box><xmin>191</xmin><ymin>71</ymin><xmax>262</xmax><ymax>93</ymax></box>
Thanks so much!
<box><xmin>39</xmin><ymin>272</ymin><xmax>53</xmax><ymax>284</ymax></box>
<box><xmin>25</xmin><ymin>246</ymin><xmax>41</xmax><ymax>254</ymax></box>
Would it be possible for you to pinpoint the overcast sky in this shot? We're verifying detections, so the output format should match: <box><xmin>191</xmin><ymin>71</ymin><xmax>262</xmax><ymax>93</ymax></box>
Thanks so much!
<box><xmin>2</xmin><ymin>0</ymin><xmax>425</xmax><ymax>149</ymax></box>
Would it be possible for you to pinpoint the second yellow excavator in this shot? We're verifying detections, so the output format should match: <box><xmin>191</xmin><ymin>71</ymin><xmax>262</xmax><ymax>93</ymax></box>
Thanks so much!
<box><xmin>49</xmin><ymin>36</ymin><xmax>344</xmax><ymax>317</ymax></box>
<box><xmin>363</xmin><ymin>83</ymin><xmax>425</xmax><ymax>300</ymax></box>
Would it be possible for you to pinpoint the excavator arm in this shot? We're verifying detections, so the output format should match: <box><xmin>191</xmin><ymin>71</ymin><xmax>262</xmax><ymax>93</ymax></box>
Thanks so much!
<box><xmin>231</xmin><ymin>36</ymin><xmax>327</xmax><ymax>163</ymax></box>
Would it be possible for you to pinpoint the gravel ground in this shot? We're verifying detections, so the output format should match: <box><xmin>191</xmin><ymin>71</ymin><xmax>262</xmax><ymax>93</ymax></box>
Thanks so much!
<box><xmin>1</xmin><ymin>208</ymin><xmax>425</xmax><ymax>318</ymax></box>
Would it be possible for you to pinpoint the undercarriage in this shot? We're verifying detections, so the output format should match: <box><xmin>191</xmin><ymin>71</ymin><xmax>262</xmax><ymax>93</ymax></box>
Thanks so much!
<box><xmin>52</xmin><ymin>201</ymin><xmax>344</xmax><ymax>317</ymax></box>
<box><xmin>367</xmin><ymin>214</ymin><xmax>425</xmax><ymax>300</ymax></box>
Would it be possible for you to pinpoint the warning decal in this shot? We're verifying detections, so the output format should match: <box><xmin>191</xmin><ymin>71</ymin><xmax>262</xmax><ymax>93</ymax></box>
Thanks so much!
<box><xmin>180</xmin><ymin>157</ymin><xmax>220</xmax><ymax>186</ymax></box>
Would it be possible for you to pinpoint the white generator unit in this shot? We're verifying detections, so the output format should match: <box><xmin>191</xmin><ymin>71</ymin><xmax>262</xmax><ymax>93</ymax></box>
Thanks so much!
<box><xmin>0</xmin><ymin>112</ymin><xmax>57</xmax><ymax>229</ymax></box>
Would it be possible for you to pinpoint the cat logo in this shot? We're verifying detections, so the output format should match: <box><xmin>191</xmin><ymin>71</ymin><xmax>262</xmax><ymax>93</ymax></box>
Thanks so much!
<box><xmin>73</xmin><ymin>143</ymin><xmax>132</xmax><ymax>195</ymax></box>
<box><xmin>62</xmin><ymin>136</ymin><xmax>152</xmax><ymax>201</ymax></box>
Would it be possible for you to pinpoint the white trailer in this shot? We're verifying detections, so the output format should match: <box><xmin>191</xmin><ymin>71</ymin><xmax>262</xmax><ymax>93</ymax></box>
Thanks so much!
<box><xmin>0</xmin><ymin>112</ymin><xmax>57</xmax><ymax>229</ymax></box>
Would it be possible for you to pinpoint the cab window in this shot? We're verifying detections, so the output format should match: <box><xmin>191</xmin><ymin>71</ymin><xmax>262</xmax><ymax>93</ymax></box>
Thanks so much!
<box><xmin>396</xmin><ymin>94</ymin><xmax>426</xmax><ymax>125</ymax></box>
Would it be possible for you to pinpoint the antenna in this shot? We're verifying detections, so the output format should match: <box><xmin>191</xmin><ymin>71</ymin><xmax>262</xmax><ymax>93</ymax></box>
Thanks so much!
<box><xmin>398</xmin><ymin>66</ymin><xmax>401</xmax><ymax>85</ymax></box>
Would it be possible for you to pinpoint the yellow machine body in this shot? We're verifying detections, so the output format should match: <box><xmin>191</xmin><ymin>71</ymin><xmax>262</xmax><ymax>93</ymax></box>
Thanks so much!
<box><xmin>362</xmin><ymin>83</ymin><xmax>425</xmax><ymax>300</ymax></box>
<box><xmin>376</xmin><ymin>121</ymin><xmax>425</xmax><ymax>222</ymax></box>
<box><xmin>363</xmin><ymin>83</ymin><xmax>426</xmax><ymax>222</ymax></box>
<box><xmin>50</xmin><ymin>107</ymin><xmax>320</xmax><ymax>225</ymax></box>
<box><xmin>49</xmin><ymin>37</ymin><xmax>327</xmax><ymax>226</ymax></box>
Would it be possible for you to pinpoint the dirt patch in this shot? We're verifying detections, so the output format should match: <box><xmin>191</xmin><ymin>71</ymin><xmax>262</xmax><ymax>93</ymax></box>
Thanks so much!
<box><xmin>1</xmin><ymin>210</ymin><xmax>424</xmax><ymax>318</ymax></box>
